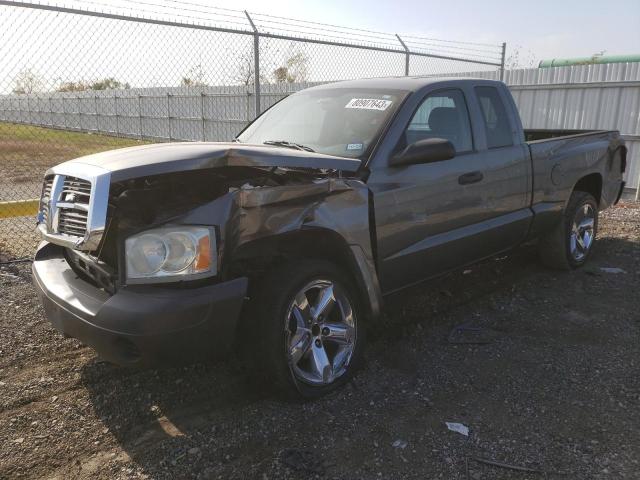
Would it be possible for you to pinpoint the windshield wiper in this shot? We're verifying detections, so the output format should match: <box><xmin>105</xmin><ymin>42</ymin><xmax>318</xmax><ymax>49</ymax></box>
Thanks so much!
<box><xmin>263</xmin><ymin>140</ymin><xmax>315</xmax><ymax>152</ymax></box>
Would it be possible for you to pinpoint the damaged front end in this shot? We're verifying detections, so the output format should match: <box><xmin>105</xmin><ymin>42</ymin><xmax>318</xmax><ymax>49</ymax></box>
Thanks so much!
<box><xmin>36</xmin><ymin>143</ymin><xmax>382</xmax><ymax>318</ymax></box>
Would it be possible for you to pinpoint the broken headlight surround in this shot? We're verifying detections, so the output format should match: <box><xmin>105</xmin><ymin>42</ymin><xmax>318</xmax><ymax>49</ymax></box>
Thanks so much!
<box><xmin>125</xmin><ymin>226</ymin><xmax>216</xmax><ymax>284</ymax></box>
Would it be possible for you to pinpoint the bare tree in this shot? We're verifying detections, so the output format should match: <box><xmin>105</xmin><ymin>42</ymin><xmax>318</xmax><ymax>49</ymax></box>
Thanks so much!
<box><xmin>12</xmin><ymin>68</ymin><xmax>44</xmax><ymax>94</ymax></box>
<box><xmin>504</xmin><ymin>45</ymin><xmax>537</xmax><ymax>69</ymax></box>
<box><xmin>234</xmin><ymin>39</ymin><xmax>272</xmax><ymax>86</ymax></box>
<box><xmin>273</xmin><ymin>50</ymin><xmax>309</xmax><ymax>83</ymax></box>
<box><xmin>181</xmin><ymin>64</ymin><xmax>207</xmax><ymax>87</ymax></box>
<box><xmin>234</xmin><ymin>40</ymin><xmax>310</xmax><ymax>86</ymax></box>
<box><xmin>236</xmin><ymin>48</ymin><xmax>256</xmax><ymax>86</ymax></box>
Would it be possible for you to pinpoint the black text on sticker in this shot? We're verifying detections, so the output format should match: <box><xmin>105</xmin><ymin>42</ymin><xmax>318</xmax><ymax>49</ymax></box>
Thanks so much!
<box><xmin>345</xmin><ymin>98</ymin><xmax>393</xmax><ymax>111</ymax></box>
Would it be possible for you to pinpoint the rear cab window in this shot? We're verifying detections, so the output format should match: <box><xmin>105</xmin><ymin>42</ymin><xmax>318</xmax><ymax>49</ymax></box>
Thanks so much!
<box><xmin>475</xmin><ymin>86</ymin><xmax>513</xmax><ymax>149</ymax></box>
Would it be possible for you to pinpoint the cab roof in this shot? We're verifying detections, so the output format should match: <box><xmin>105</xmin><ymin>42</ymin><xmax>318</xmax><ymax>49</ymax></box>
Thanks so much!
<box><xmin>308</xmin><ymin>76</ymin><xmax>502</xmax><ymax>93</ymax></box>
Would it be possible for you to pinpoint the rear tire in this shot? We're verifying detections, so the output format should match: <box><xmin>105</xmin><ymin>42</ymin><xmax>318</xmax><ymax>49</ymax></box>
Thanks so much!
<box><xmin>538</xmin><ymin>191</ymin><xmax>598</xmax><ymax>270</ymax></box>
<box><xmin>247</xmin><ymin>259</ymin><xmax>364</xmax><ymax>400</ymax></box>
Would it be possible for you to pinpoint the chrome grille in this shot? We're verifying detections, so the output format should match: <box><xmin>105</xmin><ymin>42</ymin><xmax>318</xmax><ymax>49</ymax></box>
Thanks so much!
<box><xmin>58</xmin><ymin>208</ymin><xmax>89</xmax><ymax>237</ymax></box>
<box><xmin>37</xmin><ymin>164</ymin><xmax>110</xmax><ymax>251</ymax></box>
<box><xmin>39</xmin><ymin>176</ymin><xmax>54</xmax><ymax>224</ymax></box>
<box><xmin>61</xmin><ymin>176</ymin><xmax>92</xmax><ymax>203</ymax></box>
<box><xmin>56</xmin><ymin>176</ymin><xmax>91</xmax><ymax>237</ymax></box>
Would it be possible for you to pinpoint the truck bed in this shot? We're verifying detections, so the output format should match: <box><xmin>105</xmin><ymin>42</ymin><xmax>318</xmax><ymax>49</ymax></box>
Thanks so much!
<box><xmin>524</xmin><ymin>128</ymin><xmax>609</xmax><ymax>142</ymax></box>
<box><xmin>522</xmin><ymin>129</ymin><xmax>626</xmax><ymax>239</ymax></box>
<box><xmin>527</xmin><ymin>129</ymin><xmax>625</xmax><ymax>212</ymax></box>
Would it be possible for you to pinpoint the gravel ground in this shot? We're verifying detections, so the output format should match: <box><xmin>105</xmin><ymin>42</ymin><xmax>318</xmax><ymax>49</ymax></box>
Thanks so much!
<box><xmin>1</xmin><ymin>201</ymin><xmax>639</xmax><ymax>480</ymax></box>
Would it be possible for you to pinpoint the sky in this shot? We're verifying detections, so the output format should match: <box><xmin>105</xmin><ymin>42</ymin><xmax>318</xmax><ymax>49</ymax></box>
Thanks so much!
<box><xmin>1</xmin><ymin>0</ymin><xmax>639</xmax><ymax>93</ymax></box>
<box><xmin>219</xmin><ymin>0</ymin><xmax>640</xmax><ymax>64</ymax></box>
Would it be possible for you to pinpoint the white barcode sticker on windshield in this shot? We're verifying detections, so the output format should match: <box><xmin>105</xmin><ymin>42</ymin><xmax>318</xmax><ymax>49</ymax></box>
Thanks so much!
<box><xmin>345</xmin><ymin>98</ymin><xmax>393</xmax><ymax>111</ymax></box>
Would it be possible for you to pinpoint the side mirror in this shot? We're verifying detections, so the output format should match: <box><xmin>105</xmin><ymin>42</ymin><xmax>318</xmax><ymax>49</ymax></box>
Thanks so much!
<box><xmin>390</xmin><ymin>138</ymin><xmax>455</xmax><ymax>167</ymax></box>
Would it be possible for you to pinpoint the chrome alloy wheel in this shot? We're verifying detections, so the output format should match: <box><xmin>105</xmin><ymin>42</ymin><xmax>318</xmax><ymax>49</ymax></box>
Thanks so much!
<box><xmin>570</xmin><ymin>203</ymin><xmax>596</xmax><ymax>261</ymax></box>
<box><xmin>284</xmin><ymin>279</ymin><xmax>356</xmax><ymax>386</ymax></box>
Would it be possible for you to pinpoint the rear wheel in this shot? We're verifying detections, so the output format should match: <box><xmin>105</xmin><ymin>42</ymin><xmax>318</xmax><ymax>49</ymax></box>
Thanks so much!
<box><xmin>248</xmin><ymin>260</ymin><xmax>364</xmax><ymax>400</ymax></box>
<box><xmin>538</xmin><ymin>191</ymin><xmax>598</xmax><ymax>270</ymax></box>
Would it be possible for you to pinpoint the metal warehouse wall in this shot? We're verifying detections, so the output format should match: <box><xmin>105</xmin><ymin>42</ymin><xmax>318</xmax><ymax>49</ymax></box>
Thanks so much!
<box><xmin>0</xmin><ymin>83</ymin><xmax>320</xmax><ymax>147</ymax></box>
<box><xmin>1</xmin><ymin>63</ymin><xmax>639</xmax><ymax>188</ymax></box>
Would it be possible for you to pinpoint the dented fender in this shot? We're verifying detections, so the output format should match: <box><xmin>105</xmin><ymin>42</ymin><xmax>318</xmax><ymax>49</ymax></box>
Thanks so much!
<box><xmin>179</xmin><ymin>177</ymin><xmax>383</xmax><ymax>319</ymax></box>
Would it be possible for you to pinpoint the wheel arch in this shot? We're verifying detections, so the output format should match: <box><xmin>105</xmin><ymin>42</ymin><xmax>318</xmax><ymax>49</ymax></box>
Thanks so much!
<box><xmin>572</xmin><ymin>172</ymin><xmax>603</xmax><ymax>205</ymax></box>
<box><xmin>226</xmin><ymin>228</ymin><xmax>383</xmax><ymax>321</ymax></box>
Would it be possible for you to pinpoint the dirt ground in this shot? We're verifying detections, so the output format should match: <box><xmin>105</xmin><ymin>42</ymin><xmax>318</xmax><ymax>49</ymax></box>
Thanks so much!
<box><xmin>1</xmin><ymin>200</ymin><xmax>639</xmax><ymax>480</ymax></box>
<box><xmin>0</xmin><ymin>123</ymin><xmax>145</xmax><ymax>200</ymax></box>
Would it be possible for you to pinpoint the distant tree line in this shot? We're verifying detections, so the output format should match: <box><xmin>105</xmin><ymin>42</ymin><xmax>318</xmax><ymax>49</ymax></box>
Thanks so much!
<box><xmin>11</xmin><ymin>68</ymin><xmax>131</xmax><ymax>94</ymax></box>
<box><xmin>243</xmin><ymin>44</ymin><xmax>309</xmax><ymax>85</ymax></box>
<box><xmin>181</xmin><ymin>44</ymin><xmax>310</xmax><ymax>87</ymax></box>
<box><xmin>56</xmin><ymin>77</ymin><xmax>130</xmax><ymax>92</ymax></box>
<box><xmin>11</xmin><ymin>44</ymin><xmax>310</xmax><ymax>95</ymax></box>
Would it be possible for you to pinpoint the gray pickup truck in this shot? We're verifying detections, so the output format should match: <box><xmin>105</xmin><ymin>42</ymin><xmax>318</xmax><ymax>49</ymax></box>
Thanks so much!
<box><xmin>32</xmin><ymin>77</ymin><xmax>626</xmax><ymax>399</ymax></box>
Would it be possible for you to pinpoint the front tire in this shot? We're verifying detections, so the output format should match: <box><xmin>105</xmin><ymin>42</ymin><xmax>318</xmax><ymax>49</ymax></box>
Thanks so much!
<box><xmin>538</xmin><ymin>191</ymin><xmax>598</xmax><ymax>270</ymax></box>
<box><xmin>248</xmin><ymin>259</ymin><xmax>364</xmax><ymax>400</ymax></box>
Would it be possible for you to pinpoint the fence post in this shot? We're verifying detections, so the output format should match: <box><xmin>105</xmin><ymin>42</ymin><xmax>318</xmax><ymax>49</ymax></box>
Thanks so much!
<box><xmin>114</xmin><ymin>94</ymin><xmax>119</xmax><ymax>136</ymax></box>
<box><xmin>37</xmin><ymin>95</ymin><xmax>43</xmax><ymax>127</ymax></box>
<box><xmin>167</xmin><ymin>92</ymin><xmax>172</xmax><ymax>141</ymax></box>
<box><xmin>138</xmin><ymin>94</ymin><xmax>143</xmax><ymax>140</ymax></box>
<box><xmin>76</xmin><ymin>94</ymin><xmax>80</xmax><ymax>131</ymax></box>
<box><xmin>244</xmin><ymin>10</ymin><xmax>260</xmax><ymax>118</ymax></box>
<box><xmin>396</xmin><ymin>34</ymin><xmax>410</xmax><ymax>76</ymax></box>
<box><xmin>40</xmin><ymin>95</ymin><xmax>46</xmax><ymax>127</ymax></box>
<box><xmin>61</xmin><ymin>96</ymin><xmax>66</xmax><ymax>130</ymax></box>
<box><xmin>200</xmin><ymin>91</ymin><xmax>206</xmax><ymax>141</ymax></box>
<box><xmin>48</xmin><ymin>96</ymin><xmax>53</xmax><ymax>128</ymax></box>
<box><xmin>94</xmin><ymin>94</ymin><xmax>99</xmax><ymax>133</ymax></box>
<box><xmin>500</xmin><ymin>42</ymin><xmax>507</xmax><ymax>81</ymax></box>
<box><xmin>25</xmin><ymin>95</ymin><xmax>31</xmax><ymax>126</ymax></box>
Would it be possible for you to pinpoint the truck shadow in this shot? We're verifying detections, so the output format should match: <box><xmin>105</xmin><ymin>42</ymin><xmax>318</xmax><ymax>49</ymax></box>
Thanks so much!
<box><xmin>81</xmin><ymin>356</ymin><xmax>268</xmax><ymax>474</ymax></box>
<box><xmin>79</xmin><ymin>234</ymin><xmax>635</xmax><ymax>477</ymax></box>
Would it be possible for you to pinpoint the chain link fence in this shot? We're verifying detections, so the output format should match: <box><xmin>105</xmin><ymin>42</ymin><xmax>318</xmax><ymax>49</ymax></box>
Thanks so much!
<box><xmin>0</xmin><ymin>0</ymin><xmax>504</xmax><ymax>260</ymax></box>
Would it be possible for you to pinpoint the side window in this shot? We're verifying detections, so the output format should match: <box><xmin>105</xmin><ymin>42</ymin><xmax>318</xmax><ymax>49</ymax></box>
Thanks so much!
<box><xmin>405</xmin><ymin>89</ymin><xmax>473</xmax><ymax>153</ymax></box>
<box><xmin>475</xmin><ymin>86</ymin><xmax>513</xmax><ymax>148</ymax></box>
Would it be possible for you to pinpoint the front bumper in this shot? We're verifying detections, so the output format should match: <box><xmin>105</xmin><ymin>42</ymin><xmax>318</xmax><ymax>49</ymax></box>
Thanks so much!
<box><xmin>32</xmin><ymin>243</ymin><xmax>248</xmax><ymax>366</ymax></box>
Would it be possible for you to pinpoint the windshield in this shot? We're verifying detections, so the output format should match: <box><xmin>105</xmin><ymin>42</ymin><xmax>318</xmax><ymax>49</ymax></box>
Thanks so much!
<box><xmin>236</xmin><ymin>88</ymin><xmax>407</xmax><ymax>158</ymax></box>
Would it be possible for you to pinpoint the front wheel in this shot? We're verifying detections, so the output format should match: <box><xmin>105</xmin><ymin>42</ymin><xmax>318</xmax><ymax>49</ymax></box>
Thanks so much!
<box><xmin>538</xmin><ymin>191</ymin><xmax>599</xmax><ymax>270</ymax></box>
<box><xmin>248</xmin><ymin>260</ymin><xmax>364</xmax><ymax>400</ymax></box>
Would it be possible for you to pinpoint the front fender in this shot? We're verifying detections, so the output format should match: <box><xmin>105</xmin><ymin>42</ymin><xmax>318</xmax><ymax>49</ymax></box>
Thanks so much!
<box><xmin>216</xmin><ymin>178</ymin><xmax>383</xmax><ymax>320</ymax></box>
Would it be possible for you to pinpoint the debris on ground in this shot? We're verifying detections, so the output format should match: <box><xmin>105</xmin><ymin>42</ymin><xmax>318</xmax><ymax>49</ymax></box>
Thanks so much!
<box><xmin>0</xmin><ymin>272</ymin><xmax>20</xmax><ymax>280</ymax></box>
<box><xmin>469</xmin><ymin>455</ymin><xmax>571</xmax><ymax>476</ymax></box>
<box><xmin>600</xmin><ymin>267</ymin><xmax>627</xmax><ymax>274</ymax></box>
<box><xmin>392</xmin><ymin>439</ymin><xmax>408</xmax><ymax>449</ymax></box>
<box><xmin>445</xmin><ymin>422</ymin><xmax>469</xmax><ymax>436</ymax></box>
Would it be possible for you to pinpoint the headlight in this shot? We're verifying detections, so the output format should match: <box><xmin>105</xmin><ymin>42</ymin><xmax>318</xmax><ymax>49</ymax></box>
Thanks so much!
<box><xmin>125</xmin><ymin>226</ymin><xmax>216</xmax><ymax>283</ymax></box>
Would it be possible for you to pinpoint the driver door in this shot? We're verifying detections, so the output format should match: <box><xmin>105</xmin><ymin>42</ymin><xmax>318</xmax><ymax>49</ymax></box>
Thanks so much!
<box><xmin>368</xmin><ymin>88</ymin><xmax>490</xmax><ymax>293</ymax></box>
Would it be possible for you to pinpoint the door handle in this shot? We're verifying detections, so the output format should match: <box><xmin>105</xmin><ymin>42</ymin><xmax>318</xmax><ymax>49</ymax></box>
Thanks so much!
<box><xmin>458</xmin><ymin>171</ymin><xmax>484</xmax><ymax>185</ymax></box>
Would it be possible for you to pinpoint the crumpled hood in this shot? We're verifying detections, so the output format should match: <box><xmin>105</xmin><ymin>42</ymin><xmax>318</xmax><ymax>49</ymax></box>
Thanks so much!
<box><xmin>53</xmin><ymin>142</ymin><xmax>362</xmax><ymax>182</ymax></box>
